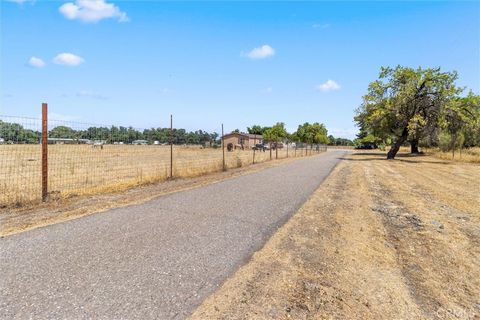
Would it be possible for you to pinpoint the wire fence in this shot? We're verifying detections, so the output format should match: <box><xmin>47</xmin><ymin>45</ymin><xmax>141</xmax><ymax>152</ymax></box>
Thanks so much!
<box><xmin>0</xmin><ymin>110</ymin><xmax>327</xmax><ymax>207</ymax></box>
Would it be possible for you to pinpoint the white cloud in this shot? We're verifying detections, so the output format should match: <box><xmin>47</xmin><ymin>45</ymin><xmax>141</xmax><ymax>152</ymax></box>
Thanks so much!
<box><xmin>76</xmin><ymin>90</ymin><xmax>107</xmax><ymax>99</ymax></box>
<box><xmin>59</xmin><ymin>0</ymin><xmax>128</xmax><ymax>23</ymax></box>
<box><xmin>28</xmin><ymin>57</ymin><xmax>46</xmax><ymax>68</ymax></box>
<box><xmin>53</xmin><ymin>53</ymin><xmax>85</xmax><ymax>66</ymax></box>
<box><xmin>316</xmin><ymin>79</ymin><xmax>340</xmax><ymax>92</ymax></box>
<box><xmin>243</xmin><ymin>45</ymin><xmax>275</xmax><ymax>60</ymax></box>
<box><xmin>312</xmin><ymin>23</ymin><xmax>330</xmax><ymax>29</ymax></box>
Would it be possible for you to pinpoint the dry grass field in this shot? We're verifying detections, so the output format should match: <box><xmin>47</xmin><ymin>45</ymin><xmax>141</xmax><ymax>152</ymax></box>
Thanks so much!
<box><xmin>0</xmin><ymin>144</ymin><xmax>312</xmax><ymax>207</ymax></box>
<box><xmin>191</xmin><ymin>151</ymin><xmax>480</xmax><ymax>320</ymax></box>
<box><xmin>428</xmin><ymin>146</ymin><xmax>480</xmax><ymax>163</ymax></box>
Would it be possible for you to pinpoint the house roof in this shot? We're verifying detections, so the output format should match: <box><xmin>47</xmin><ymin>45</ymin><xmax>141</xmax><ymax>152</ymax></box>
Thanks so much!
<box><xmin>222</xmin><ymin>132</ymin><xmax>263</xmax><ymax>139</ymax></box>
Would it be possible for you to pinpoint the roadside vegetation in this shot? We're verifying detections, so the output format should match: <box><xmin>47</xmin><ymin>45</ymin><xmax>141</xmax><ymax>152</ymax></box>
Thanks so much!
<box><xmin>355</xmin><ymin>66</ymin><xmax>480</xmax><ymax>160</ymax></box>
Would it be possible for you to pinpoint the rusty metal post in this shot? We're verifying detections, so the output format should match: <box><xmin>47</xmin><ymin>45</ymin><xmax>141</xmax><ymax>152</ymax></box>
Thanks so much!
<box><xmin>170</xmin><ymin>114</ymin><xmax>173</xmax><ymax>178</ymax></box>
<box><xmin>222</xmin><ymin>124</ymin><xmax>226</xmax><ymax>171</ymax></box>
<box><xmin>41</xmin><ymin>103</ymin><xmax>48</xmax><ymax>202</ymax></box>
<box><xmin>252</xmin><ymin>146</ymin><xmax>255</xmax><ymax>164</ymax></box>
<box><xmin>286</xmin><ymin>141</ymin><xmax>289</xmax><ymax>158</ymax></box>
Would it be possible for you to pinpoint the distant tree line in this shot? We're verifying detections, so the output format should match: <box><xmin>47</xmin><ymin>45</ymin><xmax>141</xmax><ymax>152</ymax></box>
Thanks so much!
<box><xmin>0</xmin><ymin>121</ymin><xmax>220</xmax><ymax>145</ymax></box>
<box><xmin>355</xmin><ymin>66</ymin><xmax>480</xmax><ymax>159</ymax></box>
<box><xmin>247</xmin><ymin>123</ymin><xmax>352</xmax><ymax>146</ymax></box>
<box><xmin>1</xmin><ymin>119</ymin><xmax>353</xmax><ymax>147</ymax></box>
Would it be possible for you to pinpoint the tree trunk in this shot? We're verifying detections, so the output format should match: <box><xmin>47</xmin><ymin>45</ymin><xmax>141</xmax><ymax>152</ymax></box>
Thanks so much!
<box><xmin>452</xmin><ymin>133</ymin><xmax>457</xmax><ymax>160</ymax></box>
<box><xmin>387</xmin><ymin>128</ymin><xmax>408</xmax><ymax>160</ymax></box>
<box><xmin>410</xmin><ymin>139</ymin><xmax>419</xmax><ymax>154</ymax></box>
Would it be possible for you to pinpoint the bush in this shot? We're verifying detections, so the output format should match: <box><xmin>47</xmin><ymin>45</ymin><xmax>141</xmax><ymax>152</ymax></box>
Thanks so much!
<box><xmin>438</xmin><ymin>131</ymin><xmax>465</xmax><ymax>152</ymax></box>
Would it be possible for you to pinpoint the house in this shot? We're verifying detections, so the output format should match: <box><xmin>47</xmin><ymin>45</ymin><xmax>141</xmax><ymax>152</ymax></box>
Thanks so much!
<box><xmin>132</xmin><ymin>140</ymin><xmax>148</xmax><ymax>145</ymax></box>
<box><xmin>47</xmin><ymin>138</ymin><xmax>91</xmax><ymax>144</ymax></box>
<box><xmin>222</xmin><ymin>132</ymin><xmax>263</xmax><ymax>149</ymax></box>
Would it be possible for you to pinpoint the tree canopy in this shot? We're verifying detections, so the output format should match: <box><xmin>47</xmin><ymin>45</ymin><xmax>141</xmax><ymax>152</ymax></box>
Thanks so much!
<box><xmin>0</xmin><ymin>121</ymin><xmax>220</xmax><ymax>145</ymax></box>
<box><xmin>295</xmin><ymin>122</ymin><xmax>329</xmax><ymax>145</ymax></box>
<box><xmin>355</xmin><ymin>66</ymin><xmax>467</xmax><ymax>159</ymax></box>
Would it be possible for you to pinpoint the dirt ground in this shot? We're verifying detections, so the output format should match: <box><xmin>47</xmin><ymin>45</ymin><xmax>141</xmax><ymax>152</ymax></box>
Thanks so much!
<box><xmin>0</xmin><ymin>155</ymin><xmax>303</xmax><ymax>237</ymax></box>
<box><xmin>190</xmin><ymin>152</ymin><xmax>480</xmax><ymax>320</ymax></box>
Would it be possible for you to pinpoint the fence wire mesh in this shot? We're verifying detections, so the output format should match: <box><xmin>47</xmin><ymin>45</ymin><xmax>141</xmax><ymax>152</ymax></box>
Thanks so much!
<box><xmin>0</xmin><ymin>114</ymin><xmax>326</xmax><ymax>207</ymax></box>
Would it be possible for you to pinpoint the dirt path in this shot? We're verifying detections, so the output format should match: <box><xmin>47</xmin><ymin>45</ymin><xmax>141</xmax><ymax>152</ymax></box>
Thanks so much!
<box><xmin>190</xmin><ymin>152</ymin><xmax>480</xmax><ymax>320</ymax></box>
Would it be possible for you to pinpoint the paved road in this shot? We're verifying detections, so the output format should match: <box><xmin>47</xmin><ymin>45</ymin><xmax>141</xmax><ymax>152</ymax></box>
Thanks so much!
<box><xmin>1</xmin><ymin>150</ymin><xmax>347</xmax><ymax>319</ymax></box>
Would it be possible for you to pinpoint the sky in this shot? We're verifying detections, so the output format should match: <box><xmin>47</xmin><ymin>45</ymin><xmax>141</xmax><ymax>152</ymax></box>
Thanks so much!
<box><xmin>1</xmin><ymin>0</ymin><xmax>479</xmax><ymax>139</ymax></box>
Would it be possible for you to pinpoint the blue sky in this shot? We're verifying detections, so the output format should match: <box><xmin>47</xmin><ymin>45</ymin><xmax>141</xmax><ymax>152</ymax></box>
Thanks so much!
<box><xmin>1</xmin><ymin>1</ymin><xmax>479</xmax><ymax>138</ymax></box>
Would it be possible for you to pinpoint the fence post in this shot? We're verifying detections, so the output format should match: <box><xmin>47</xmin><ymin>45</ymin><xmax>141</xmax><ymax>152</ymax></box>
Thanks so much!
<box><xmin>222</xmin><ymin>124</ymin><xmax>226</xmax><ymax>171</ymax></box>
<box><xmin>170</xmin><ymin>114</ymin><xmax>173</xmax><ymax>178</ymax></box>
<box><xmin>41</xmin><ymin>103</ymin><xmax>48</xmax><ymax>202</ymax></box>
<box><xmin>286</xmin><ymin>141</ymin><xmax>289</xmax><ymax>158</ymax></box>
<box><xmin>294</xmin><ymin>144</ymin><xmax>296</xmax><ymax>157</ymax></box>
<box><xmin>252</xmin><ymin>134</ymin><xmax>256</xmax><ymax>164</ymax></box>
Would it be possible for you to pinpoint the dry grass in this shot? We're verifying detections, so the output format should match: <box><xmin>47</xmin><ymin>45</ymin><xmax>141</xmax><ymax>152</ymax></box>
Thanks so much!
<box><xmin>0</xmin><ymin>153</ymin><xmax>309</xmax><ymax>237</ymax></box>
<box><xmin>0</xmin><ymin>144</ymin><xmax>312</xmax><ymax>207</ymax></box>
<box><xmin>427</xmin><ymin>146</ymin><xmax>480</xmax><ymax>163</ymax></box>
<box><xmin>190</xmin><ymin>152</ymin><xmax>480</xmax><ymax>319</ymax></box>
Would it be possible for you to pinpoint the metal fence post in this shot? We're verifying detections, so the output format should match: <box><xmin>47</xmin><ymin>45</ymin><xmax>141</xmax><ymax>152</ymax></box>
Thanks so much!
<box><xmin>286</xmin><ymin>141</ymin><xmax>289</xmax><ymax>158</ymax></box>
<box><xmin>253</xmin><ymin>146</ymin><xmax>255</xmax><ymax>164</ymax></box>
<box><xmin>41</xmin><ymin>103</ymin><xmax>48</xmax><ymax>202</ymax></box>
<box><xmin>222</xmin><ymin>124</ymin><xmax>226</xmax><ymax>171</ymax></box>
<box><xmin>170</xmin><ymin>114</ymin><xmax>173</xmax><ymax>178</ymax></box>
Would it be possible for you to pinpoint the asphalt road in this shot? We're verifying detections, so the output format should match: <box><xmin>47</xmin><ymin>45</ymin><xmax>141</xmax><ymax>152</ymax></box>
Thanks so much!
<box><xmin>1</xmin><ymin>150</ymin><xmax>347</xmax><ymax>319</ymax></box>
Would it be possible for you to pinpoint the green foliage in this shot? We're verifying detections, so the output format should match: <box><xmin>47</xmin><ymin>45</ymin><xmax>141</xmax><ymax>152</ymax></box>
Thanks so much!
<box><xmin>263</xmin><ymin>122</ymin><xmax>288</xmax><ymax>142</ymax></box>
<box><xmin>355</xmin><ymin>65</ymin><xmax>462</xmax><ymax>158</ymax></box>
<box><xmin>0</xmin><ymin>120</ymin><xmax>220</xmax><ymax>145</ymax></box>
<box><xmin>438</xmin><ymin>131</ymin><xmax>465</xmax><ymax>152</ymax></box>
<box><xmin>247</xmin><ymin>125</ymin><xmax>270</xmax><ymax>135</ymax></box>
<box><xmin>295</xmin><ymin>122</ymin><xmax>329</xmax><ymax>144</ymax></box>
<box><xmin>50</xmin><ymin>126</ymin><xmax>77</xmax><ymax>139</ymax></box>
<box><xmin>327</xmin><ymin>135</ymin><xmax>354</xmax><ymax>146</ymax></box>
<box><xmin>0</xmin><ymin>120</ymin><xmax>40</xmax><ymax>143</ymax></box>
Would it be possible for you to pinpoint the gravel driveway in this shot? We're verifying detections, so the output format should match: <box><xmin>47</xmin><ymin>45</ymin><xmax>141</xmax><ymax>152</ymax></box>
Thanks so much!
<box><xmin>0</xmin><ymin>150</ymin><xmax>346</xmax><ymax>319</ymax></box>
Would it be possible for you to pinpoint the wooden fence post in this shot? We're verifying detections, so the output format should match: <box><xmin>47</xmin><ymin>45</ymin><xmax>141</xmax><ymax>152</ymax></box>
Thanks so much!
<box><xmin>170</xmin><ymin>114</ymin><xmax>173</xmax><ymax>178</ymax></box>
<box><xmin>41</xmin><ymin>103</ymin><xmax>48</xmax><ymax>202</ymax></box>
<box><xmin>222</xmin><ymin>124</ymin><xmax>226</xmax><ymax>171</ymax></box>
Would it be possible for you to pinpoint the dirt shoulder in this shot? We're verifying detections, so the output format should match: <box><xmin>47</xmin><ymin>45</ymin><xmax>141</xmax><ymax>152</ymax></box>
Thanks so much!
<box><xmin>0</xmin><ymin>155</ymin><xmax>309</xmax><ymax>237</ymax></box>
<box><xmin>190</xmin><ymin>152</ymin><xmax>480</xmax><ymax>320</ymax></box>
